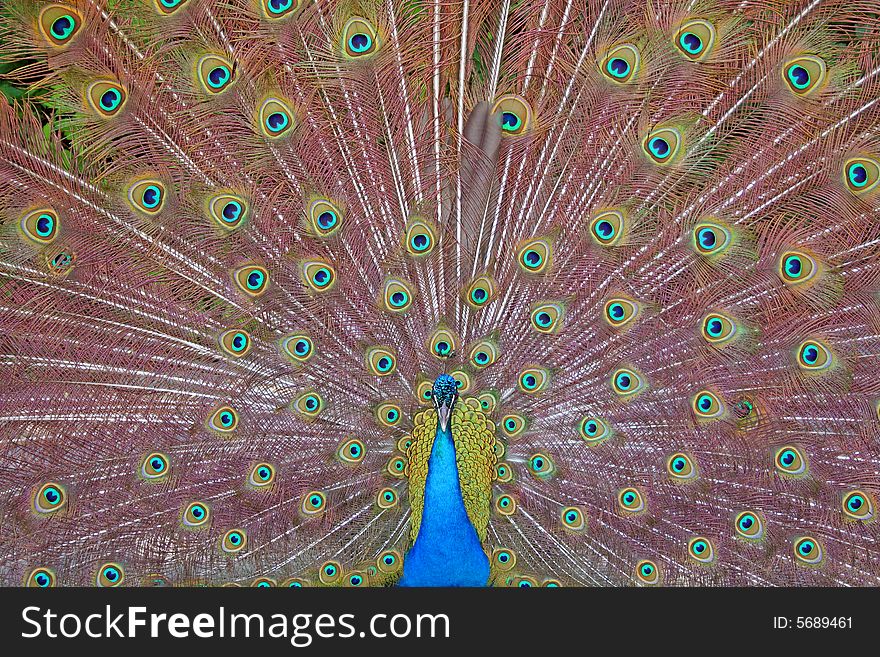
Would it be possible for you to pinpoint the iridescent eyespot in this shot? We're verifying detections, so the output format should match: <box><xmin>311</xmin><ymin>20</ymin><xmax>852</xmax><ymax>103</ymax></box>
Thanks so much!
<box><xmin>796</xmin><ymin>339</ymin><xmax>832</xmax><ymax>372</ymax></box>
<box><xmin>292</xmin><ymin>391</ymin><xmax>325</xmax><ymax>418</ymax></box>
<box><xmin>842</xmin><ymin>490</ymin><xmax>875</xmax><ymax>521</ymax></box>
<box><xmin>386</xmin><ymin>455</ymin><xmax>407</xmax><ymax>478</ymax></box>
<box><xmin>20</xmin><ymin>209</ymin><xmax>59</xmax><ymax>244</ymax></box>
<box><xmin>612</xmin><ymin>367</ymin><xmax>644</xmax><ymax>397</ymax></box>
<box><xmin>128</xmin><ymin>179</ymin><xmax>166</xmax><ymax>216</ymax></box>
<box><xmin>496</xmin><ymin>494</ymin><xmax>517</xmax><ymax>516</ymax></box>
<box><xmin>252</xmin><ymin>578</ymin><xmax>276</xmax><ymax>587</ymax></box>
<box><xmin>221</xmin><ymin>529</ymin><xmax>247</xmax><ymax>553</ymax></box>
<box><xmin>778</xmin><ymin>250</ymin><xmax>817</xmax><ymax>285</ymax></box>
<box><xmin>281</xmin><ymin>334</ymin><xmax>314</xmax><ymax>363</ymax></box>
<box><xmin>530</xmin><ymin>301</ymin><xmax>564</xmax><ymax>334</ymax></box>
<box><xmin>249</xmin><ymin>463</ymin><xmax>276</xmax><ymax>488</ymax></box>
<box><xmin>604</xmin><ymin>297</ymin><xmax>639</xmax><ymax>328</ymax></box>
<box><xmin>495</xmin><ymin>461</ymin><xmax>513</xmax><ymax>483</ymax></box>
<box><xmin>492</xmin><ymin>94</ymin><xmax>532</xmax><ymax>136</ymax></box>
<box><xmin>688</xmin><ymin>537</ymin><xmax>715</xmax><ymax>564</ymax></box>
<box><xmin>542</xmin><ymin>579</ymin><xmax>561</xmax><ymax>587</ymax></box>
<box><xmin>382</xmin><ymin>278</ymin><xmax>415</xmax><ymax>312</ymax></box>
<box><xmin>618</xmin><ymin>487</ymin><xmax>646</xmax><ymax>514</ymax></box>
<box><xmin>219</xmin><ymin>329</ymin><xmax>252</xmax><ymax>357</ymax></box>
<box><xmin>302</xmin><ymin>259</ymin><xmax>336</xmax><ymax>293</ymax></box>
<box><xmin>643</xmin><ymin>127</ymin><xmax>682</xmax><ymax>164</ymax></box>
<box><xmin>40</xmin><ymin>6</ymin><xmax>82</xmax><ymax>47</ymax></box>
<box><xmin>319</xmin><ymin>561</ymin><xmax>343</xmax><ymax>585</ymax></box>
<box><xmin>667</xmin><ymin>452</ymin><xmax>698</xmax><ymax>480</ymax></box>
<box><xmin>233</xmin><ymin>265</ymin><xmax>269</xmax><ymax>297</ymax></box>
<box><xmin>208</xmin><ymin>405</ymin><xmax>238</xmax><ymax>433</ymax></box>
<box><xmin>428</xmin><ymin>327</ymin><xmax>457</xmax><ymax>359</ymax></box>
<box><xmin>301</xmin><ymin>491</ymin><xmax>326</xmax><ymax>516</ymax></box>
<box><xmin>155</xmin><ymin>0</ymin><xmax>189</xmax><ymax>15</ymax></box>
<box><xmin>734</xmin><ymin>511</ymin><xmax>764</xmax><ymax>540</ymax></box>
<box><xmin>493</xmin><ymin>439</ymin><xmax>507</xmax><ymax>460</ymax></box>
<box><xmin>262</xmin><ymin>0</ymin><xmax>298</xmax><ymax>19</ymax></box>
<box><xmin>692</xmin><ymin>390</ymin><xmax>723</xmax><ymax>420</ymax></box>
<box><xmin>692</xmin><ymin>220</ymin><xmax>732</xmax><ymax>256</ymax></box>
<box><xmin>601</xmin><ymin>44</ymin><xmax>640</xmax><ymax>83</ymax></box>
<box><xmin>141</xmin><ymin>452</ymin><xmax>169</xmax><ymax>480</ymax></box>
<box><xmin>502</xmin><ymin>413</ymin><xmax>526</xmax><ymax>438</ymax></box>
<box><xmin>783</xmin><ymin>56</ymin><xmax>826</xmax><ymax>96</ymax></box>
<box><xmin>376</xmin><ymin>402</ymin><xmax>402</xmax><ymax>427</ymax></box>
<box><xmin>774</xmin><ymin>445</ymin><xmax>807</xmax><ymax>477</ymax></box>
<box><xmin>416</xmin><ymin>380</ymin><xmax>434</xmax><ymax>404</ymax></box>
<box><xmin>373</xmin><ymin>550</ymin><xmax>401</xmax><ymax>575</ymax></box>
<box><xmin>87</xmin><ymin>80</ymin><xmax>127</xmax><ymax>118</ymax></box>
<box><xmin>528</xmin><ymin>452</ymin><xmax>555</xmax><ymax>479</ymax></box>
<box><xmin>674</xmin><ymin>19</ymin><xmax>716</xmax><ymax>61</ymax></box>
<box><xmin>282</xmin><ymin>578</ymin><xmax>306</xmax><ymax>587</ymax></box>
<box><xmin>517</xmin><ymin>237</ymin><xmax>552</xmax><ymax>274</ymax></box>
<box><xmin>560</xmin><ymin>506</ymin><xmax>587</xmax><ymax>532</ymax></box>
<box><xmin>449</xmin><ymin>369</ymin><xmax>471</xmax><ymax>393</ymax></box>
<box><xmin>258</xmin><ymin>97</ymin><xmax>295</xmax><ymax>138</ymax></box>
<box><xmin>183</xmin><ymin>502</ymin><xmax>210</xmax><ymax>528</ymax></box>
<box><xmin>97</xmin><ymin>563</ymin><xmax>124</xmax><ymax>587</ymax></box>
<box><xmin>34</xmin><ymin>482</ymin><xmax>67</xmax><ymax>514</ymax></box>
<box><xmin>366</xmin><ymin>346</ymin><xmax>397</xmax><ymax>377</ymax></box>
<box><xmin>518</xmin><ymin>367</ymin><xmax>550</xmax><ymax>394</ymax></box>
<box><xmin>337</xmin><ymin>438</ymin><xmax>366</xmax><ymax>465</ymax></box>
<box><xmin>579</xmin><ymin>417</ymin><xmax>611</xmax><ymax>446</ymax></box>
<box><xmin>844</xmin><ymin>156</ymin><xmax>880</xmax><ymax>194</ymax></box>
<box><xmin>477</xmin><ymin>391</ymin><xmax>498</xmax><ymax>414</ymax></box>
<box><xmin>46</xmin><ymin>247</ymin><xmax>76</xmax><ymax>276</ymax></box>
<box><xmin>793</xmin><ymin>536</ymin><xmax>823</xmax><ymax>565</ymax></box>
<box><xmin>589</xmin><ymin>209</ymin><xmax>625</xmax><ymax>247</ymax></box>
<box><xmin>308</xmin><ymin>198</ymin><xmax>343</xmax><ymax>237</ymax></box>
<box><xmin>377</xmin><ymin>487</ymin><xmax>398</xmax><ymax>509</ymax></box>
<box><xmin>207</xmin><ymin>193</ymin><xmax>248</xmax><ymax>230</ymax></box>
<box><xmin>492</xmin><ymin>548</ymin><xmax>517</xmax><ymax>571</ymax></box>
<box><xmin>197</xmin><ymin>55</ymin><xmax>236</xmax><ymax>94</ymax></box>
<box><xmin>342</xmin><ymin>17</ymin><xmax>379</xmax><ymax>58</ymax></box>
<box><xmin>469</xmin><ymin>338</ymin><xmax>498</xmax><ymax>369</ymax></box>
<box><xmin>465</xmin><ymin>274</ymin><xmax>496</xmax><ymax>309</ymax></box>
<box><xmin>26</xmin><ymin>568</ymin><xmax>56</xmax><ymax>588</ymax></box>
<box><xmin>701</xmin><ymin>312</ymin><xmax>737</xmax><ymax>344</ymax></box>
<box><xmin>346</xmin><ymin>572</ymin><xmax>366</xmax><ymax>587</ymax></box>
<box><xmin>635</xmin><ymin>560</ymin><xmax>660</xmax><ymax>585</ymax></box>
<box><xmin>405</xmin><ymin>217</ymin><xmax>437</xmax><ymax>256</ymax></box>
<box><xmin>513</xmin><ymin>576</ymin><xmax>538</xmax><ymax>588</ymax></box>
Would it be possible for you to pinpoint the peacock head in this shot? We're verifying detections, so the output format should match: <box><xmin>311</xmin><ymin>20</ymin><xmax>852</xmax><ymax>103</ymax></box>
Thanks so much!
<box><xmin>430</xmin><ymin>374</ymin><xmax>458</xmax><ymax>431</ymax></box>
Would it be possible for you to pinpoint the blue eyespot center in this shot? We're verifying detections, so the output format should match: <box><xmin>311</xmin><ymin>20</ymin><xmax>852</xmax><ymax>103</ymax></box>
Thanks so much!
<box><xmin>349</xmin><ymin>33</ymin><xmax>372</xmax><ymax>53</ymax></box>
<box><xmin>788</xmin><ymin>65</ymin><xmax>810</xmax><ymax>89</ymax></box>
<box><xmin>391</xmin><ymin>291</ymin><xmax>406</xmax><ymax>305</ymax></box>
<box><xmin>607</xmin><ymin>57</ymin><xmax>629</xmax><ymax>78</ymax></box>
<box><xmin>36</xmin><ymin>214</ymin><xmax>54</xmax><ymax>236</ymax></box>
<box><xmin>247</xmin><ymin>271</ymin><xmax>265</xmax><ymax>289</ymax></box>
<box><xmin>268</xmin><ymin>0</ymin><xmax>293</xmax><ymax>13</ymax></box>
<box><xmin>151</xmin><ymin>458</ymin><xmax>164</xmax><ymax>471</ymax></box>
<box><xmin>785</xmin><ymin>256</ymin><xmax>802</xmax><ymax>276</ymax></box>
<box><xmin>267</xmin><ymin>111</ymin><xmax>289</xmax><ymax>132</ymax></box>
<box><xmin>650</xmin><ymin>137</ymin><xmax>670</xmax><ymax>158</ymax></box>
<box><xmin>698</xmin><ymin>228</ymin><xmax>716</xmax><ymax>248</ymax></box>
<box><xmin>100</xmin><ymin>89</ymin><xmax>121</xmax><ymax>111</ymax></box>
<box><xmin>52</xmin><ymin>16</ymin><xmax>75</xmax><ymax>39</ymax></box>
<box><xmin>849</xmin><ymin>164</ymin><xmax>868</xmax><ymax>186</ymax></box>
<box><xmin>848</xmin><ymin>496</ymin><xmax>863</xmax><ymax>510</ymax></box>
<box><xmin>317</xmin><ymin>211</ymin><xmax>336</xmax><ymax>229</ymax></box>
<box><xmin>142</xmin><ymin>186</ymin><xmax>161</xmax><ymax>208</ymax></box>
<box><xmin>596</xmin><ymin>220</ymin><xmax>614</xmax><ymax>239</ymax></box>
<box><xmin>680</xmin><ymin>32</ymin><xmax>702</xmax><ymax>53</ymax></box>
<box><xmin>223</xmin><ymin>202</ymin><xmax>241</xmax><ymax>222</ymax></box>
<box><xmin>707</xmin><ymin>319</ymin><xmax>722</xmax><ymax>336</ymax></box>
<box><xmin>104</xmin><ymin>568</ymin><xmax>119</xmax><ymax>581</ymax></box>
<box><xmin>500</xmin><ymin>112</ymin><xmax>521</xmax><ymax>131</ymax></box>
<box><xmin>411</xmin><ymin>233</ymin><xmax>429</xmax><ymax>250</ymax></box>
<box><xmin>208</xmin><ymin>66</ymin><xmax>230</xmax><ymax>88</ymax></box>
<box><xmin>537</xmin><ymin>312</ymin><xmax>552</xmax><ymax>326</ymax></box>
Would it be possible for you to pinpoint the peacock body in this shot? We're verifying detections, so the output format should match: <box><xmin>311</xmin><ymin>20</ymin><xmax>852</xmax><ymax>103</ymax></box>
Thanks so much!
<box><xmin>1</xmin><ymin>0</ymin><xmax>879</xmax><ymax>588</ymax></box>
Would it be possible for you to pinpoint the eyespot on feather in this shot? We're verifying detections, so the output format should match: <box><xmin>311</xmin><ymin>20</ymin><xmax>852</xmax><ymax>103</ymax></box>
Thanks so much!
<box><xmin>39</xmin><ymin>6</ymin><xmax>83</xmax><ymax>47</ymax></box>
<box><xmin>674</xmin><ymin>19</ymin><xmax>716</xmax><ymax>61</ymax></box>
<box><xmin>530</xmin><ymin>301</ymin><xmax>565</xmax><ymax>334</ymax></box>
<box><xmin>302</xmin><ymin>260</ymin><xmax>336</xmax><ymax>293</ymax></box>
<box><xmin>601</xmin><ymin>44</ymin><xmax>640</xmax><ymax>83</ymax></box>
<box><xmin>308</xmin><ymin>198</ymin><xmax>343</xmax><ymax>237</ymax></box>
<box><xmin>219</xmin><ymin>329</ymin><xmax>252</xmax><ymax>358</ymax></box>
<box><xmin>233</xmin><ymin>265</ymin><xmax>269</xmax><ymax>297</ymax></box>
<box><xmin>491</xmin><ymin>94</ymin><xmax>532</xmax><ymax>136</ymax></box>
<box><xmin>128</xmin><ymin>180</ymin><xmax>167</xmax><ymax>216</ymax></box>
<box><xmin>782</xmin><ymin>56</ymin><xmax>826</xmax><ymax>96</ymax></box>
<box><xmin>182</xmin><ymin>501</ymin><xmax>210</xmax><ymax>528</ymax></box>
<box><xmin>643</xmin><ymin>127</ymin><xmax>682</xmax><ymax>165</ymax></box>
<box><xmin>196</xmin><ymin>54</ymin><xmax>236</xmax><ymax>94</ymax></box>
<box><xmin>843</xmin><ymin>156</ymin><xmax>880</xmax><ymax>194</ymax></box>
<box><xmin>261</xmin><ymin>0</ymin><xmax>298</xmax><ymax>19</ymax></box>
<box><xmin>34</xmin><ymin>482</ymin><xmax>67</xmax><ymax>514</ymax></box>
<box><xmin>96</xmin><ymin>563</ymin><xmax>124</xmax><ymax>587</ymax></box>
<box><xmin>589</xmin><ymin>209</ymin><xmax>625</xmax><ymax>246</ymax></box>
<box><xmin>20</xmin><ymin>209</ymin><xmax>60</xmax><ymax>244</ymax></box>
<box><xmin>258</xmin><ymin>97</ymin><xmax>295</xmax><ymax>138</ymax></box>
<box><xmin>141</xmin><ymin>452</ymin><xmax>170</xmax><ymax>480</ymax></box>
<box><xmin>86</xmin><ymin>80</ymin><xmax>127</xmax><ymax>118</ymax></box>
<box><xmin>341</xmin><ymin>17</ymin><xmax>380</xmax><ymax>59</ymax></box>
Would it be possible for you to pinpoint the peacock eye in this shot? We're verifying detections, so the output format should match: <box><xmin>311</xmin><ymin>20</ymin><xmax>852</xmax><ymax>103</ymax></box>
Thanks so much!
<box><xmin>156</xmin><ymin>0</ymin><xmax>189</xmax><ymax>14</ymax></box>
<box><xmin>97</xmin><ymin>563</ymin><xmax>125</xmax><ymax>587</ymax></box>
<box><xmin>667</xmin><ymin>452</ymin><xmax>698</xmax><ymax>480</ymax></box>
<box><xmin>197</xmin><ymin>55</ymin><xmax>236</xmax><ymax>94</ymax></box>
<box><xmin>491</xmin><ymin>95</ymin><xmax>532</xmax><ymax>136</ymax></box>
<box><xmin>366</xmin><ymin>346</ymin><xmax>397</xmax><ymax>376</ymax></box>
<box><xmin>465</xmin><ymin>275</ymin><xmax>496</xmax><ymax>309</ymax></box>
<box><xmin>701</xmin><ymin>312</ymin><xmax>737</xmax><ymax>344</ymax></box>
<box><xmin>319</xmin><ymin>561</ymin><xmax>343</xmax><ymax>585</ymax></box>
<box><xmin>281</xmin><ymin>334</ymin><xmax>314</xmax><ymax>363</ymax></box>
<box><xmin>579</xmin><ymin>416</ymin><xmax>611</xmax><ymax>445</ymax></box>
<box><xmin>692</xmin><ymin>220</ymin><xmax>732</xmax><ymax>256</ymax></box>
<box><xmin>492</xmin><ymin>548</ymin><xmax>517</xmax><ymax>572</ymax></box>
<box><xmin>308</xmin><ymin>198</ymin><xmax>343</xmax><ymax>237</ymax></box>
<box><xmin>495</xmin><ymin>461</ymin><xmax>513</xmax><ymax>483</ymax></box>
<box><xmin>604</xmin><ymin>297</ymin><xmax>639</xmax><ymax>328</ymax></box>
<box><xmin>128</xmin><ymin>180</ymin><xmax>167</xmax><ymax>215</ymax></box>
<box><xmin>249</xmin><ymin>463</ymin><xmax>276</xmax><ymax>487</ymax></box>
<box><xmin>292</xmin><ymin>391</ymin><xmax>325</xmax><ymax>418</ymax></box>
<box><xmin>601</xmin><ymin>44</ymin><xmax>640</xmax><ymax>83</ymax></box>
<box><xmin>635</xmin><ymin>560</ymin><xmax>660</xmax><ymax>585</ymax></box>
<box><xmin>337</xmin><ymin>438</ymin><xmax>366</xmax><ymax>465</ymax></box>
<box><xmin>386</xmin><ymin>455</ymin><xmax>407</xmax><ymax>478</ymax></box>
<box><xmin>618</xmin><ymin>487</ymin><xmax>646</xmax><ymax>514</ymax></box>
<box><xmin>183</xmin><ymin>502</ymin><xmax>210</xmax><ymax>528</ymax></box>
<box><xmin>782</xmin><ymin>56</ymin><xmax>826</xmax><ymax>96</ymax></box>
<box><xmin>208</xmin><ymin>405</ymin><xmax>239</xmax><ymax>433</ymax></box>
<box><xmin>34</xmin><ymin>482</ymin><xmax>67</xmax><ymax>514</ymax></box>
<box><xmin>844</xmin><ymin>157</ymin><xmax>880</xmax><ymax>194</ymax></box>
<box><xmin>643</xmin><ymin>128</ymin><xmax>682</xmax><ymax>164</ymax></box>
<box><xmin>612</xmin><ymin>367</ymin><xmax>644</xmax><ymax>397</ymax></box>
<box><xmin>263</xmin><ymin>0</ymin><xmax>297</xmax><ymax>19</ymax></box>
<box><xmin>377</xmin><ymin>487</ymin><xmax>398</xmax><ymax>509</ymax></box>
<box><xmin>589</xmin><ymin>209</ymin><xmax>625</xmax><ymax>247</ymax></box>
<box><xmin>842</xmin><ymin>490</ymin><xmax>875</xmax><ymax>521</ymax></box>
<box><xmin>342</xmin><ymin>17</ymin><xmax>379</xmax><ymax>58</ymax></box>
<box><xmin>381</xmin><ymin>278</ymin><xmax>415</xmax><ymax>312</ymax></box>
<box><xmin>774</xmin><ymin>445</ymin><xmax>808</xmax><ymax>477</ymax></box>
<box><xmin>734</xmin><ymin>511</ymin><xmax>764</xmax><ymax>540</ymax></box>
<box><xmin>221</xmin><ymin>529</ymin><xmax>247</xmax><ymax>553</ymax></box>
<box><xmin>377</xmin><ymin>550</ymin><xmax>402</xmax><ymax>575</ymax></box>
<box><xmin>219</xmin><ymin>329</ymin><xmax>252</xmax><ymax>358</ymax></box>
<box><xmin>688</xmin><ymin>537</ymin><xmax>716</xmax><ymax>564</ymax></box>
<box><xmin>405</xmin><ymin>217</ymin><xmax>437</xmax><ymax>256</ymax></box>
<box><xmin>692</xmin><ymin>390</ymin><xmax>723</xmax><ymax>420</ymax></box>
<box><xmin>778</xmin><ymin>250</ymin><xmax>817</xmax><ymax>285</ymax></box>
<box><xmin>495</xmin><ymin>494</ymin><xmax>517</xmax><ymax>515</ymax></box>
<box><xmin>793</xmin><ymin>536</ymin><xmax>823</xmax><ymax>565</ymax></box>
<box><xmin>517</xmin><ymin>237</ymin><xmax>552</xmax><ymax>273</ymax></box>
<box><xmin>518</xmin><ymin>367</ymin><xmax>550</xmax><ymax>394</ymax></box>
<box><xmin>796</xmin><ymin>339</ymin><xmax>832</xmax><ymax>372</ymax></box>
<box><xmin>502</xmin><ymin>413</ymin><xmax>526</xmax><ymax>438</ymax></box>
<box><xmin>87</xmin><ymin>81</ymin><xmax>127</xmax><ymax>118</ymax></box>
<box><xmin>233</xmin><ymin>265</ymin><xmax>269</xmax><ymax>297</ymax></box>
<box><xmin>560</xmin><ymin>506</ymin><xmax>586</xmax><ymax>532</ymax></box>
<box><xmin>27</xmin><ymin>567</ymin><xmax>57</xmax><ymax>588</ymax></box>
<box><xmin>259</xmin><ymin>97</ymin><xmax>295</xmax><ymax>138</ymax></box>
<box><xmin>674</xmin><ymin>19</ymin><xmax>716</xmax><ymax>61</ymax></box>
<box><xmin>301</xmin><ymin>491</ymin><xmax>327</xmax><ymax>516</ymax></box>
<box><xmin>252</xmin><ymin>578</ymin><xmax>276</xmax><ymax>587</ymax></box>
<box><xmin>40</xmin><ymin>6</ymin><xmax>83</xmax><ymax>47</ymax></box>
<box><xmin>302</xmin><ymin>260</ymin><xmax>337</xmax><ymax>293</ymax></box>
<box><xmin>20</xmin><ymin>209</ymin><xmax>60</xmax><ymax>244</ymax></box>
<box><xmin>141</xmin><ymin>452</ymin><xmax>170</xmax><ymax>480</ymax></box>
<box><xmin>528</xmin><ymin>452</ymin><xmax>555</xmax><ymax>480</ymax></box>
<box><xmin>530</xmin><ymin>301</ymin><xmax>564</xmax><ymax>333</ymax></box>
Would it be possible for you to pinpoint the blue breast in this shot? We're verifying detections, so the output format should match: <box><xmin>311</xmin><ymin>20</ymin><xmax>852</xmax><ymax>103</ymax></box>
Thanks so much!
<box><xmin>398</xmin><ymin>424</ymin><xmax>490</xmax><ymax>586</ymax></box>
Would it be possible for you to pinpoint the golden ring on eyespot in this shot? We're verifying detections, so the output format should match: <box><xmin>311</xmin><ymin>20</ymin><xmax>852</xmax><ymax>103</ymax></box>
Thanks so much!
<box><xmin>96</xmin><ymin>563</ymin><xmax>125</xmax><ymax>587</ymax></box>
<box><xmin>208</xmin><ymin>405</ymin><xmax>238</xmax><ymax>433</ymax></box>
<box><xmin>428</xmin><ymin>327</ymin><xmax>457</xmax><ymax>359</ymax></box>
<box><xmin>635</xmin><ymin>559</ymin><xmax>660</xmax><ymax>585</ymax></box>
<box><xmin>667</xmin><ymin>452</ymin><xmax>698</xmax><ymax>480</ymax></box>
<box><xmin>518</xmin><ymin>367</ymin><xmax>550</xmax><ymax>394</ymax></box>
<box><xmin>301</xmin><ymin>491</ymin><xmax>327</xmax><ymax>516</ymax></box>
<box><xmin>341</xmin><ymin>17</ymin><xmax>380</xmax><ymax>59</ymax></box>
<box><xmin>86</xmin><ymin>80</ymin><xmax>128</xmax><ymax>118</ymax></box>
<box><xmin>376</xmin><ymin>402</ymin><xmax>402</xmax><ymax>427</ymax></box>
<box><xmin>382</xmin><ymin>278</ymin><xmax>415</xmax><ymax>312</ymax></box>
<box><xmin>734</xmin><ymin>510</ymin><xmax>764</xmax><ymax>540</ymax></box>
<box><xmin>377</xmin><ymin>487</ymin><xmax>398</xmax><ymax>509</ymax></box>
<box><xmin>579</xmin><ymin>417</ymin><xmax>611</xmax><ymax>445</ymax></box>
<box><xmin>34</xmin><ymin>482</ymin><xmax>67</xmax><ymax>514</ymax></box>
<box><xmin>141</xmin><ymin>452</ymin><xmax>170</xmax><ymax>480</ymax></box>
<box><xmin>292</xmin><ymin>391</ymin><xmax>324</xmax><ymax>417</ymax></box>
<box><xmin>252</xmin><ymin>577</ymin><xmax>276</xmax><ymax>587</ymax></box>
<box><xmin>281</xmin><ymin>334</ymin><xmax>314</xmax><ymax>363</ymax></box>
<box><xmin>492</xmin><ymin>94</ymin><xmax>532</xmax><ymax>136</ymax></box>
<box><xmin>221</xmin><ymin>529</ymin><xmax>247</xmax><ymax>553</ymax></box>
<box><xmin>182</xmin><ymin>501</ymin><xmax>210</xmax><ymax>527</ymax></box>
<box><xmin>259</xmin><ymin>97</ymin><xmax>295</xmax><ymax>138</ymax></box>
<box><xmin>601</xmin><ymin>44</ymin><xmax>640</xmax><ymax>83</ymax></box>
<box><xmin>589</xmin><ymin>209</ymin><xmax>624</xmax><ymax>246</ymax></box>
<box><xmin>365</xmin><ymin>346</ymin><xmax>397</xmax><ymax>377</ymax></box>
<box><xmin>517</xmin><ymin>237</ymin><xmax>552</xmax><ymax>274</ymax></box>
<box><xmin>308</xmin><ymin>198</ymin><xmax>343</xmax><ymax>237</ymax></box>
<box><xmin>465</xmin><ymin>275</ymin><xmax>496</xmax><ymax>309</ymax></box>
<box><xmin>219</xmin><ymin>329</ymin><xmax>252</xmax><ymax>358</ymax></box>
<box><xmin>20</xmin><ymin>208</ymin><xmax>60</xmax><ymax>244</ymax></box>
<box><xmin>778</xmin><ymin>250</ymin><xmax>817</xmax><ymax>285</ymax></box>
<box><xmin>604</xmin><ymin>297</ymin><xmax>639</xmax><ymax>328</ymax></box>
<box><xmin>530</xmin><ymin>301</ymin><xmax>564</xmax><ymax>334</ymax></box>
<box><xmin>782</xmin><ymin>55</ymin><xmax>826</xmax><ymax>96</ymax></box>
<box><xmin>492</xmin><ymin>548</ymin><xmax>517</xmax><ymax>571</ymax></box>
<box><xmin>618</xmin><ymin>487</ymin><xmax>645</xmax><ymax>514</ymax></box>
<box><xmin>643</xmin><ymin>127</ymin><xmax>682</xmax><ymax>165</ymax></box>
<box><xmin>26</xmin><ymin>567</ymin><xmax>57</xmax><ymax>588</ymax></box>
<box><xmin>692</xmin><ymin>390</ymin><xmax>723</xmax><ymax>419</ymax></box>
<box><xmin>674</xmin><ymin>19</ymin><xmax>716</xmax><ymax>61</ymax></box>
<box><xmin>793</xmin><ymin>536</ymin><xmax>823</xmax><ymax>565</ymax></box>
<box><xmin>337</xmin><ymin>437</ymin><xmax>366</xmax><ymax>465</ymax></box>
<box><xmin>501</xmin><ymin>413</ymin><xmax>526</xmax><ymax>438</ymax></box>
<box><xmin>302</xmin><ymin>259</ymin><xmax>336</xmax><ymax>293</ymax></box>
<box><xmin>405</xmin><ymin>217</ymin><xmax>437</xmax><ymax>256</ymax></box>
<box><xmin>39</xmin><ymin>5</ymin><xmax>83</xmax><ymax>47</ymax></box>
<box><xmin>386</xmin><ymin>455</ymin><xmax>407</xmax><ymax>478</ymax></box>
<box><xmin>197</xmin><ymin>54</ymin><xmax>236</xmax><ymax>94</ymax></box>
<box><xmin>233</xmin><ymin>264</ymin><xmax>269</xmax><ymax>297</ymax></box>
<box><xmin>249</xmin><ymin>463</ymin><xmax>276</xmax><ymax>487</ymax></box>
<box><xmin>560</xmin><ymin>506</ymin><xmax>587</xmax><ymax>532</ymax></box>
<box><xmin>842</xmin><ymin>490</ymin><xmax>875</xmax><ymax>521</ymax></box>
<box><xmin>844</xmin><ymin>156</ymin><xmax>880</xmax><ymax>195</ymax></box>
<box><xmin>377</xmin><ymin>550</ymin><xmax>402</xmax><ymax>574</ymax></box>
<box><xmin>128</xmin><ymin>179</ymin><xmax>166</xmax><ymax>216</ymax></box>
<box><xmin>319</xmin><ymin>561</ymin><xmax>343</xmax><ymax>585</ymax></box>
<box><xmin>469</xmin><ymin>339</ymin><xmax>498</xmax><ymax>369</ymax></box>
<box><xmin>688</xmin><ymin>537</ymin><xmax>716</xmax><ymax>564</ymax></box>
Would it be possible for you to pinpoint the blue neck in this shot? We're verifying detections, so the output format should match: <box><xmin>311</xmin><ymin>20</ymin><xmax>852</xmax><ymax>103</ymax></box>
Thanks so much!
<box><xmin>398</xmin><ymin>423</ymin><xmax>489</xmax><ymax>586</ymax></box>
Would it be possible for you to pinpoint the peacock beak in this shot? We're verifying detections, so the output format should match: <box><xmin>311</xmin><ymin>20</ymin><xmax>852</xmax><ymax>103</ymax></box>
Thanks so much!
<box><xmin>437</xmin><ymin>401</ymin><xmax>452</xmax><ymax>432</ymax></box>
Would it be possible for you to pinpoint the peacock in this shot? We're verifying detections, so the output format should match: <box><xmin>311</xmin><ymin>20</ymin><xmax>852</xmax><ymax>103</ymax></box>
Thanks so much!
<box><xmin>1</xmin><ymin>0</ymin><xmax>879</xmax><ymax>589</ymax></box>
